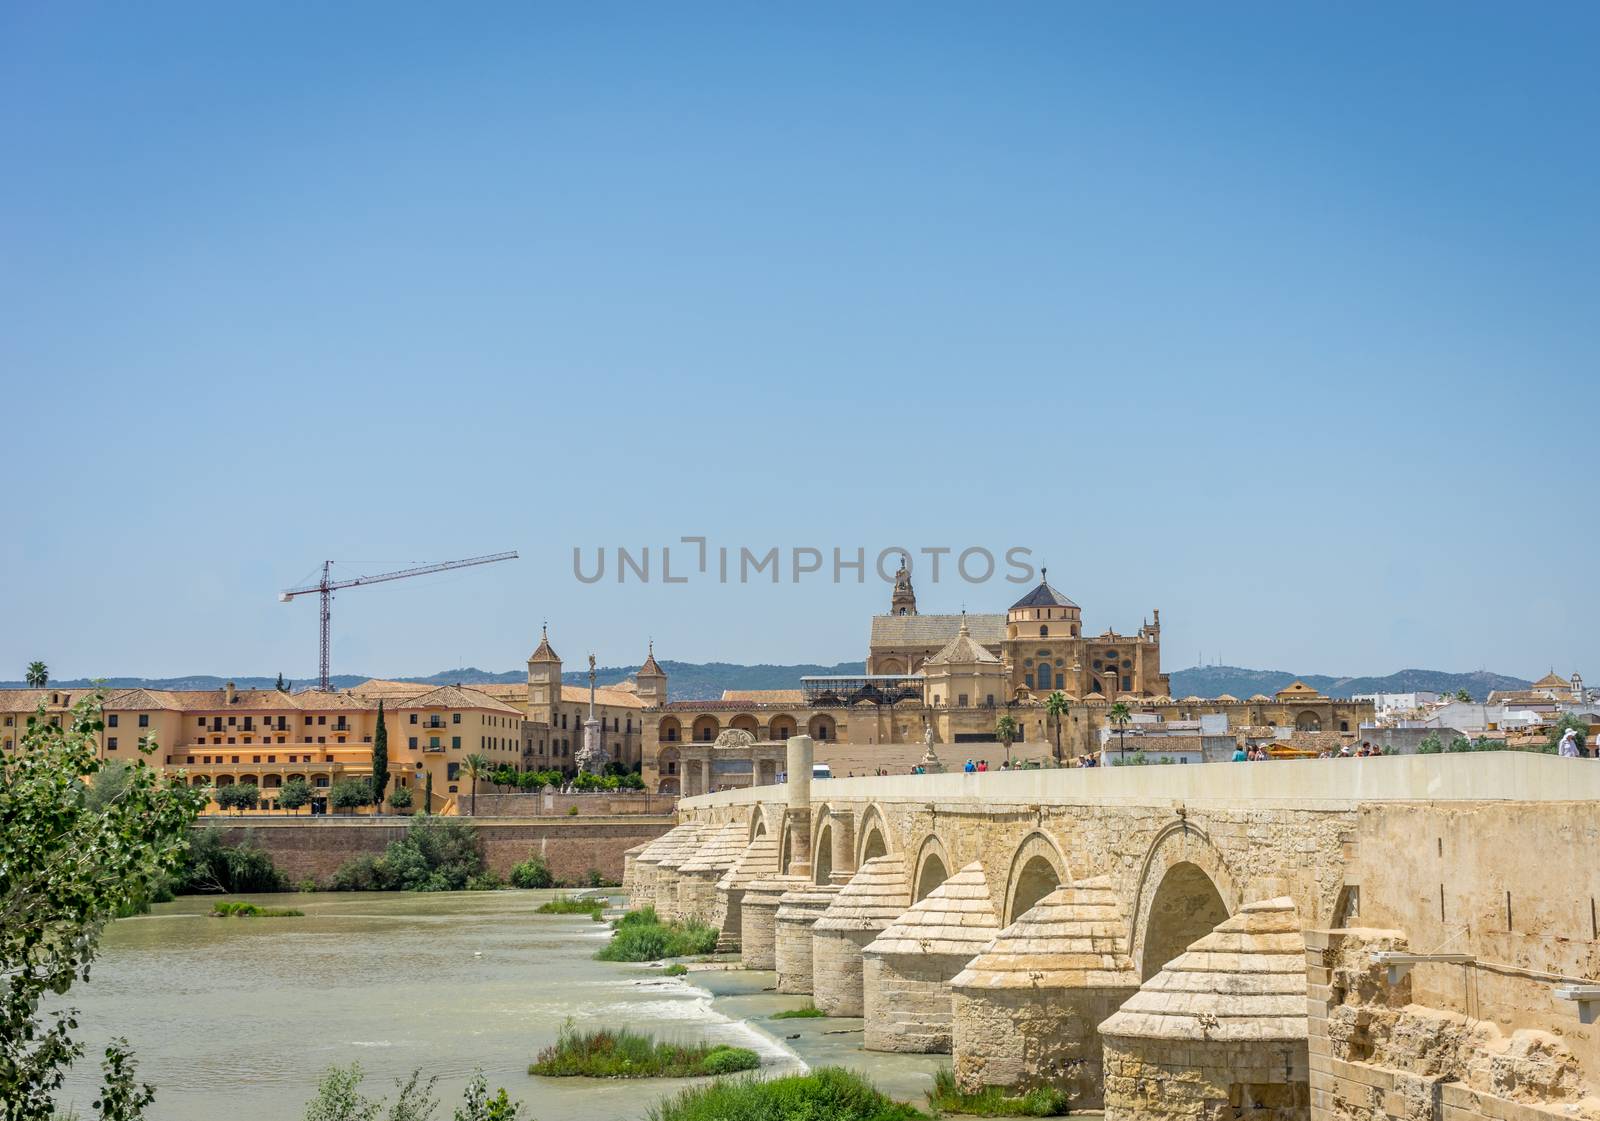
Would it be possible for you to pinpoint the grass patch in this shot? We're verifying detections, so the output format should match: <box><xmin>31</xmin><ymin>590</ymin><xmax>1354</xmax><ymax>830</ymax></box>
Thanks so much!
<box><xmin>662</xmin><ymin>963</ymin><xmax>689</xmax><ymax>977</ymax></box>
<box><xmin>647</xmin><ymin>1067</ymin><xmax>928</xmax><ymax>1121</ymax></box>
<box><xmin>595</xmin><ymin>906</ymin><xmax>719</xmax><ymax>962</ymax></box>
<box><xmin>928</xmin><ymin>1068</ymin><xmax>1073</xmax><ymax>1117</ymax></box>
<box><xmin>529</xmin><ymin>1022</ymin><xmax>759</xmax><ymax>1079</ymax></box>
<box><xmin>211</xmin><ymin>900</ymin><xmax>304</xmax><ymax>918</ymax></box>
<box><xmin>770</xmin><ymin>1004</ymin><xmax>826</xmax><ymax>1019</ymax></box>
<box><xmin>536</xmin><ymin>896</ymin><xmax>606</xmax><ymax>920</ymax></box>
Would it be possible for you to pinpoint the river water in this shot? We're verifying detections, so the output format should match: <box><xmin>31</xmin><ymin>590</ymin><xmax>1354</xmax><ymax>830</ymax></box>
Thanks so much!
<box><xmin>55</xmin><ymin>891</ymin><xmax>944</xmax><ymax>1121</ymax></box>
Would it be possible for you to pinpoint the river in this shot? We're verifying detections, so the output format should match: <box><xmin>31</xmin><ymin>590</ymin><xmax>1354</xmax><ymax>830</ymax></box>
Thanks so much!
<box><xmin>54</xmin><ymin>891</ymin><xmax>944</xmax><ymax>1120</ymax></box>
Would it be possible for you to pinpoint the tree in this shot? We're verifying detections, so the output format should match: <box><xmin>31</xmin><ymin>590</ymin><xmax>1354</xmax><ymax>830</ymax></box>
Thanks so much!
<box><xmin>86</xmin><ymin>758</ymin><xmax>135</xmax><ymax>813</ymax></box>
<box><xmin>1107</xmin><ymin>702</ymin><xmax>1132</xmax><ymax>760</ymax></box>
<box><xmin>278</xmin><ymin>779</ymin><xmax>312</xmax><ymax>814</ymax></box>
<box><xmin>1454</xmin><ymin>688</ymin><xmax>1472</xmax><ymax>702</ymax></box>
<box><xmin>370</xmin><ymin>701</ymin><xmax>390</xmax><ymax>813</ymax></box>
<box><xmin>424</xmin><ymin>771</ymin><xmax>433</xmax><ymax>815</ymax></box>
<box><xmin>216</xmin><ymin>783</ymin><xmax>260</xmax><ymax>814</ymax></box>
<box><xmin>388</xmin><ymin>784</ymin><xmax>413</xmax><ymax>811</ymax></box>
<box><xmin>993</xmin><ymin>714</ymin><xmax>1018</xmax><ymax>766</ymax></box>
<box><xmin>460</xmin><ymin>754</ymin><xmax>489</xmax><ymax>817</ymax></box>
<box><xmin>275</xmin><ymin>673</ymin><xmax>289</xmax><ymax>693</ymax></box>
<box><xmin>0</xmin><ymin>692</ymin><xmax>207</xmax><ymax>1117</ymax></box>
<box><xmin>1547</xmin><ymin>713</ymin><xmax>1591</xmax><ymax>755</ymax></box>
<box><xmin>1045</xmin><ymin>691</ymin><xmax>1071</xmax><ymax>766</ymax></box>
<box><xmin>25</xmin><ymin>660</ymin><xmax>48</xmax><ymax>688</ymax></box>
<box><xmin>331</xmin><ymin>778</ymin><xmax>373</xmax><ymax>811</ymax></box>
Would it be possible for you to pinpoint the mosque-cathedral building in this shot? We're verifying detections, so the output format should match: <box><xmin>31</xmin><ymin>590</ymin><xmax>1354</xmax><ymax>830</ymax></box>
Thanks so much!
<box><xmin>636</xmin><ymin>564</ymin><xmax>1373</xmax><ymax>795</ymax></box>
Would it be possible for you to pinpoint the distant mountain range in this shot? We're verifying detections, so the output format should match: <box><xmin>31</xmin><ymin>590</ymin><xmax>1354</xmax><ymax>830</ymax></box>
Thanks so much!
<box><xmin>4</xmin><ymin>661</ymin><xmax>1532</xmax><ymax>702</ymax></box>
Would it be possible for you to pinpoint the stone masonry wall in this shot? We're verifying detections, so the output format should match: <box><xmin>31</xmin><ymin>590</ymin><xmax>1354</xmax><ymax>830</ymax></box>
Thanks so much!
<box><xmin>1102</xmin><ymin>1036</ymin><xmax>1310</xmax><ymax>1121</ymax></box>
<box><xmin>863</xmin><ymin>953</ymin><xmax>967</xmax><ymax>1053</ymax></box>
<box><xmin>813</xmin><ymin>927</ymin><xmax>878</xmax><ymax>1016</ymax></box>
<box><xmin>213</xmin><ymin>817</ymin><xmax>672</xmax><ymax>885</ymax></box>
<box><xmin>953</xmin><ymin>983</ymin><xmax>1134</xmax><ymax>1107</ymax></box>
<box><xmin>740</xmin><ymin>893</ymin><xmax>782</xmax><ymax>970</ymax></box>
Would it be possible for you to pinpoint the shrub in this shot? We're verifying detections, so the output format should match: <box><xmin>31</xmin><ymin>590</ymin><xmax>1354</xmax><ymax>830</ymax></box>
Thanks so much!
<box><xmin>211</xmin><ymin>900</ymin><xmax>304</xmax><ymax>918</ymax></box>
<box><xmin>537</xmin><ymin>896</ymin><xmax>605</xmax><ymax>918</ymax></box>
<box><xmin>646</xmin><ymin>1067</ymin><xmax>927</xmax><ymax>1121</ymax></box>
<box><xmin>1418</xmin><ymin>734</ymin><xmax>1443</xmax><ymax>754</ymax></box>
<box><xmin>529</xmin><ymin>1021</ymin><xmax>759</xmax><ymax>1079</ymax></box>
<box><xmin>567</xmin><ymin>805</ymin><xmax>580</xmax><ymax>816</ymax></box>
<box><xmin>388</xmin><ymin>784</ymin><xmax>413</xmax><ymax>809</ymax></box>
<box><xmin>509</xmin><ymin>853</ymin><xmax>554</xmax><ymax>889</ymax></box>
<box><xmin>662</xmin><ymin>963</ymin><xmax>688</xmax><ymax>977</ymax></box>
<box><xmin>302</xmin><ymin>1063</ymin><xmax>522</xmax><ymax>1121</ymax></box>
<box><xmin>927</xmin><ymin>1067</ymin><xmax>1073</xmax><ymax>1117</ymax></box>
<box><xmin>330</xmin><ymin>818</ymin><xmax>486</xmax><ymax>892</ymax></box>
<box><xmin>596</xmin><ymin>908</ymin><xmax>719</xmax><ymax>961</ymax></box>
<box><xmin>178</xmin><ymin>826</ymin><xmax>289</xmax><ymax>893</ymax></box>
<box><xmin>771</xmin><ymin>1004</ymin><xmax>825</xmax><ymax>1019</ymax></box>
<box><xmin>465</xmin><ymin>871</ymin><xmax>503</xmax><ymax>891</ymax></box>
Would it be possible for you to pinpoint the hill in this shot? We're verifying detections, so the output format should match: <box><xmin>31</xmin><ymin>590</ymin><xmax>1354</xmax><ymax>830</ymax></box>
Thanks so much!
<box><xmin>6</xmin><ymin>662</ymin><xmax>1530</xmax><ymax>704</ymax></box>
<box><xmin>1167</xmin><ymin>665</ymin><xmax>1531</xmax><ymax>702</ymax></box>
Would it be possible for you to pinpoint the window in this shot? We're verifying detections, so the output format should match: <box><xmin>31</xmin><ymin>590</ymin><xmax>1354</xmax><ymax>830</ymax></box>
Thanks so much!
<box><xmin>408</xmin><ymin>737</ymin><xmax>418</xmax><ymax>749</ymax></box>
<box><xmin>958</xmin><ymin>694</ymin><xmax>969</xmax><ymax>707</ymax></box>
<box><xmin>447</xmin><ymin>763</ymin><xmax>460</xmax><ymax>781</ymax></box>
<box><xmin>452</xmin><ymin>736</ymin><xmax>460</xmax><ymax>749</ymax></box>
<box><xmin>253</xmin><ymin>755</ymin><xmax>260</xmax><ymax>763</ymax></box>
<box><xmin>410</xmin><ymin>714</ymin><xmax>418</xmax><ymax>724</ymax></box>
<box><xmin>317</xmin><ymin>716</ymin><xmax>326</xmax><ymax>725</ymax></box>
<box><xmin>108</xmin><ymin>714</ymin><xmax>119</xmax><ymax>727</ymax></box>
<box><xmin>452</xmin><ymin>712</ymin><xmax>461</xmax><ymax>724</ymax></box>
<box><xmin>1122</xmin><ymin>676</ymin><xmax>1132</xmax><ymax>690</ymax></box>
<box><xmin>1040</xmin><ymin>626</ymin><xmax>1048</xmax><ymax>637</ymax></box>
<box><xmin>304</xmin><ymin>716</ymin><xmax>312</xmax><ymax>726</ymax></box>
<box><xmin>107</xmin><ymin>737</ymin><xmax>118</xmax><ymax>750</ymax></box>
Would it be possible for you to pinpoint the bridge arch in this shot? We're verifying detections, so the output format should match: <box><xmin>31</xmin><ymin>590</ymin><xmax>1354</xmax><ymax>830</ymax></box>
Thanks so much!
<box><xmin>911</xmin><ymin>833</ymin><xmax>952</xmax><ymax>903</ymax></box>
<box><xmin>856</xmin><ymin>803</ymin><xmax>893</xmax><ymax>866</ymax></box>
<box><xmin>1129</xmin><ymin>820</ymin><xmax>1240</xmax><ymax>980</ymax></box>
<box><xmin>1003</xmin><ymin>830</ymin><xmax>1071</xmax><ymax>924</ymax></box>
<box><xmin>814</xmin><ymin>817</ymin><xmax>834</xmax><ymax>884</ymax></box>
<box><xmin>749</xmin><ymin>804</ymin><xmax>772</xmax><ymax>842</ymax></box>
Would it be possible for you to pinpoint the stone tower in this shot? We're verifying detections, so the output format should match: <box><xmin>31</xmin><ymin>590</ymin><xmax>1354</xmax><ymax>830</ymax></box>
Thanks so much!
<box><xmin>635</xmin><ymin>641</ymin><xmax>668</xmax><ymax>708</ymax></box>
<box><xmin>526</xmin><ymin>623</ymin><xmax>561</xmax><ymax>726</ymax></box>
<box><xmin>890</xmin><ymin>553</ymin><xmax>917</xmax><ymax>616</ymax></box>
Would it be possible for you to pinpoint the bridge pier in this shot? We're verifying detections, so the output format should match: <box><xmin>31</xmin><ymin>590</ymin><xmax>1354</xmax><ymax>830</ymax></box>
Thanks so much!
<box><xmin>863</xmin><ymin>861</ymin><xmax>999</xmax><ymax>1053</ymax></box>
<box><xmin>812</xmin><ymin>854</ymin><xmax>911</xmax><ymax>1016</ymax></box>
<box><xmin>775</xmin><ymin>885</ymin><xmax>839</xmax><ymax>994</ymax></box>
<box><xmin>951</xmin><ymin>876</ymin><xmax>1138</xmax><ymax>1108</ymax></box>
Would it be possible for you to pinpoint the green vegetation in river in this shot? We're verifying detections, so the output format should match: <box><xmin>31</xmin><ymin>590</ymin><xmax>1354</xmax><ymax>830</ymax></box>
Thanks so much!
<box><xmin>534</xmin><ymin>895</ymin><xmax>605</xmax><ymax>919</ymax></box>
<box><xmin>925</xmin><ymin>1068</ymin><xmax>1074</xmax><ymax>1117</ymax></box>
<box><xmin>646</xmin><ymin>1068</ymin><xmax>928</xmax><ymax>1121</ymax></box>
<box><xmin>529</xmin><ymin>1022</ymin><xmax>758</xmax><ymax>1079</ymax></box>
<box><xmin>769</xmin><ymin>1004</ymin><xmax>825</xmax><ymax>1020</ymax></box>
<box><xmin>210</xmin><ymin>901</ymin><xmax>305</xmax><ymax>918</ymax></box>
<box><xmin>595</xmin><ymin>907</ymin><xmax>717</xmax><ymax>961</ymax></box>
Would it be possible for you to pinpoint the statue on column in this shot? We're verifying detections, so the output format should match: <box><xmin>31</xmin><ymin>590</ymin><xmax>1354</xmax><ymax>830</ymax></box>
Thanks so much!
<box><xmin>919</xmin><ymin>716</ymin><xmax>945</xmax><ymax>774</ymax></box>
<box><xmin>575</xmin><ymin>653</ymin><xmax>608</xmax><ymax>774</ymax></box>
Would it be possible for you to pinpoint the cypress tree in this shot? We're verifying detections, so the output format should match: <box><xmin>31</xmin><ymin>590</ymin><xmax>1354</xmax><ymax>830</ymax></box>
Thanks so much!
<box><xmin>370</xmin><ymin>701</ymin><xmax>390</xmax><ymax>812</ymax></box>
<box><xmin>424</xmin><ymin>771</ymin><xmax>433</xmax><ymax>815</ymax></box>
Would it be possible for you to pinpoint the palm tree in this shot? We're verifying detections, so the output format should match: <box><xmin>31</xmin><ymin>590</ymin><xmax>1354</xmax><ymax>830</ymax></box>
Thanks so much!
<box><xmin>994</xmin><ymin>714</ymin><xmax>1019</xmax><ymax>767</ymax></box>
<box><xmin>461</xmin><ymin>753</ymin><xmax>489</xmax><ymax>816</ymax></box>
<box><xmin>1045</xmin><ymin>691</ymin><xmax>1071</xmax><ymax>766</ymax></box>
<box><xmin>1107</xmin><ymin>702</ymin><xmax>1132</xmax><ymax>762</ymax></box>
<box><xmin>25</xmin><ymin>661</ymin><xmax>48</xmax><ymax>688</ymax></box>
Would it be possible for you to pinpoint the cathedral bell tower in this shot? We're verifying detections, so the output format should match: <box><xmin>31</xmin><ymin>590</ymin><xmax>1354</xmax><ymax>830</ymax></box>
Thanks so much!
<box><xmin>527</xmin><ymin>623</ymin><xmax>561</xmax><ymax>725</ymax></box>
<box><xmin>891</xmin><ymin>553</ymin><xmax>917</xmax><ymax>616</ymax></box>
<box><xmin>635</xmin><ymin>641</ymin><xmax>668</xmax><ymax>708</ymax></box>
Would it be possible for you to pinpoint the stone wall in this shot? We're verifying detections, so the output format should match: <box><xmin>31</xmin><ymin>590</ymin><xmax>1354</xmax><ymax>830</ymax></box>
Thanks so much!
<box><xmin>470</xmin><ymin>791</ymin><xmax>679</xmax><ymax>817</ymax></box>
<box><xmin>211</xmin><ymin>816</ymin><xmax>672</xmax><ymax>885</ymax></box>
<box><xmin>863</xmin><ymin>953</ymin><xmax>967</xmax><ymax>1053</ymax></box>
<box><xmin>1102</xmin><ymin>1036</ymin><xmax>1310</xmax><ymax>1121</ymax></box>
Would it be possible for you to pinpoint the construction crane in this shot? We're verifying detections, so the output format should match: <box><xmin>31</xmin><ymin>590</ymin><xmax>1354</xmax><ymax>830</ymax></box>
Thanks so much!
<box><xmin>280</xmin><ymin>551</ymin><xmax>518</xmax><ymax>691</ymax></box>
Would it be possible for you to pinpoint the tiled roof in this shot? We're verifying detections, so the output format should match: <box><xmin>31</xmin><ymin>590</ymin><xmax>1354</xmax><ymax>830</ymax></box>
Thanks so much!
<box><xmin>635</xmin><ymin>822</ymin><xmax>702</xmax><ymax>867</ymax></box>
<box><xmin>864</xmin><ymin>861</ymin><xmax>999</xmax><ymax>958</ymax></box>
<box><xmin>925</xmin><ymin>617</ymin><xmax>1001</xmax><ymax>667</ymax></box>
<box><xmin>1099</xmin><ymin>897</ymin><xmax>1306</xmax><ymax>1043</ymax></box>
<box><xmin>1274</xmin><ymin>681</ymin><xmax>1324</xmax><ymax>699</ymax></box>
<box><xmin>869</xmin><ymin>613</ymin><xmax>1005</xmax><ymax>649</ymax></box>
<box><xmin>814</xmin><ymin>855</ymin><xmax>910</xmax><ymax>933</ymax></box>
<box><xmin>654</xmin><ymin>822</ymin><xmax>712</xmax><ymax>872</ymax></box>
<box><xmin>721</xmin><ymin>689</ymin><xmax>805</xmax><ymax>704</ymax></box>
<box><xmin>394</xmin><ymin>684</ymin><xmax>524</xmax><ymax>716</ymax></box>
<box><xmin>1008</xmin><ymin>578</ymin><xmax>1079</xmax><ymax>611</ymax></box>
<box><xmin>680</xmin><ymin>821</ymin><xmax>749</xmax><ymax>874</ymax></box>
<box><xmin>558</xmin><ymin>684</ymin><xmax>645</xmax><ymax>709</ymax></box>
<box><xmin>952</xmin><ymin>876</ymin><xmax>1137</xmax><ymax>991</ymax></box>
<box><xmin>716</xmin><ymin>833</ymin><xmax>781</xmax><ymax>892</ymax></box>
<box><xmin>1534</xmin><ymin>671</ymin><xmax>1570</xmax><ymax>688</ymax></box>
<box><xmin>638</xmin><ymin>644</ymin><xmax>665</xmax><ymax>678</ymax></box>
<box><xmin>529</xmin><ymin>626</ymin><xmax>560</xmax><ymax>664</ymax></box>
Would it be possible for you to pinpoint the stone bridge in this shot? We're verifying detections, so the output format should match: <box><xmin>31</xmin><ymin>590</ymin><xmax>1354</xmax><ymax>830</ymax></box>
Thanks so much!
<box><xmin>627</xmin><ymin>738</ymin><xmax>1600</xmax><ymax>1121</ymax></box>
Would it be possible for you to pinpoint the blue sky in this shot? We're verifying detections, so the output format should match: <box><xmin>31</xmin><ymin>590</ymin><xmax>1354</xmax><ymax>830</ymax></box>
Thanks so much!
<box><xmin>2</xmin><ymin>2</ymin><xmax>1595</xmax><ymax>681</ymax></box>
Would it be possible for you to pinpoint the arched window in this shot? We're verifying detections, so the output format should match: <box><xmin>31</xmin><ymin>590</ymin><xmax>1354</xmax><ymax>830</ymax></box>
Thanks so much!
<box><xmin>1040</xmin><ymin>625</ymin><xmax>1049</xmax><ymax>637</ymax></box>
